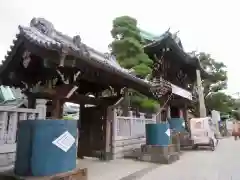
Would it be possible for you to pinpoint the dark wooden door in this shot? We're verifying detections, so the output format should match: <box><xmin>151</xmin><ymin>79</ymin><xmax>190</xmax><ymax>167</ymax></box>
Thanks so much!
<box><xmin>77</xmin><ymin>106</ymin><xmax>107</xmax><ymax>159</ymax></box>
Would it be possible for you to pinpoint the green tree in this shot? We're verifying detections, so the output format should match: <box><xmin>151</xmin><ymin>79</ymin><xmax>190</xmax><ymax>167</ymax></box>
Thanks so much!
<box><xmin>205</xmin><ymin>92</ymin><xmax>234</xmax><ymax>113</ymax></box>
<box><xmin>110</xmin><ymin>16</ymin><xmax>158</xmax><ymax>114</ymax></box>
<box><xmin>110</xmin><ymin>16</ymin><xmax>152</xmax><ymax>78</ymax></box>
<box><xmin>193</xmin><ymin>52</ymin><xmax>230</xmax><ymax>115</ymax></box>
<box><xmin>230</xmin><ymin>99</ymin><xmax>240</xmax><ymax>119</ymax></box>
<box><xmin>198</xmin><ymin>52</ymin><xmax>227</xmax><ymax>97</ymax></box>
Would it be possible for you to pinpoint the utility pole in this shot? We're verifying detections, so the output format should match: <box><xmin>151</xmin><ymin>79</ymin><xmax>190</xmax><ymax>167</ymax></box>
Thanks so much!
<box><xmin>196</xmin><ymin>69</ymin><xmax>207</xmax><ymax>117</ymax></box>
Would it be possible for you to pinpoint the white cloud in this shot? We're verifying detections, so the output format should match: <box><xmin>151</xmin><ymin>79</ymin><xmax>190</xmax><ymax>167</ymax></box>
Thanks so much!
<box><xmin>0</xmin><ymin>0</ymin><xmax>239</xmax><ymax>94</ymax></box>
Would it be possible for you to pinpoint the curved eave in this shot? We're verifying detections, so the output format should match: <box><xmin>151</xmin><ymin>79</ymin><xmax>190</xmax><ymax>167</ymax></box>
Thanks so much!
<box><xmin>0</xmin><ymin>34</ymin><xmax>23</xmax><ymax>76</ymax></box>
<box><xmin>169</xmin><ymin>43</ymin><xmax>211</xmax><ymax>79</ymax></box>
<box><xmin>0</xmin><ymin>29</ymin><xmax>153</xmax><ymax>98</ymax></box>
<box><xmin>189</xmin><ymin>57</ymin><xmax>212</xmax><ymax>79</ymax></box>
<box><xmin>143</xmin><ymin>33</ymin><xmax>169</xmax><ymax>50</ymax></box>
<box><xmin>144</xmin><ymin>35</ymin><xmax>211</xmax><ymax>79</ymax></box>
<box><xmin>19</xmin><ymin>25</ymin><xmax>151</xmax><ymax>85</ymax></box>
<box><xmin>25</xmin><ymin>40</ymin><xmax>152</xmax><ymax>96</ymax></box>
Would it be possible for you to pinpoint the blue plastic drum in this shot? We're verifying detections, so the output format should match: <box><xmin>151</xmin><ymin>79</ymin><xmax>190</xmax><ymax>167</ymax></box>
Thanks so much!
<box><xmin>146</xmin><ymin>123</ymin><xmax>171</xmax><ymax>146</ymax></box>
<box><xmin>15</xmin><ymin>119</ymin><xmax>77</xmax><ymax>176</ymax></box>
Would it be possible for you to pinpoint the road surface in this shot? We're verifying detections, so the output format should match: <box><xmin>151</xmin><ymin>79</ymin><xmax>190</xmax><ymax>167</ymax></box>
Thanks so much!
<box><xmin>78</xmin><ymin>138</ymin><xmax>239</xmax><ymax>180</ymax></box>
<box><xmin>139</xmin><ymin>137</ymin><xmax>238</xmax><ymax>180</ymax></box>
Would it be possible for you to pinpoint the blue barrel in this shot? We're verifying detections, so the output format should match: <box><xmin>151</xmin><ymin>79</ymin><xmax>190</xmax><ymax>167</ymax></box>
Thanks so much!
<box><xmin>169</xmin><ymin>118</ymin><xmax>186</xmax><ymax>132</ymax></box>
<box><xmin>15</xmin><ymin>120</ymin><xmax>77</xmax><ymax>176</ymax></box>
<box><xmin>145</xmin><ymin>123</ymin><xmax>171</xmax><ymax>146</ymax></box>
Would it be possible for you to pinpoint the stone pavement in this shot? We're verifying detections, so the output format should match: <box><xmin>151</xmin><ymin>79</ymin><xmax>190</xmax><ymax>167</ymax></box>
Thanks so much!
<box><xmin>139</xmin><ymin>138</ymin><xmax>239</xmax><ymax>180</ymax></box>
<box><xmin>78</xmin><ymin>138</ymin><xmax>240</xmax><ymax>180</ymax></box>
<box><xmin>77</xmin><ymin>158</ymin><xmax>155</xmax><ymax>180</ymax></box>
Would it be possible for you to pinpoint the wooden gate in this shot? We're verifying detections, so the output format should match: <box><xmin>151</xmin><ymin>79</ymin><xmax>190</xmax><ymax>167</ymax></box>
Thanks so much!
<box><xmin>78</xmin><ymin>105</ymin><xmax>108</xmax><ymax>160</ymax></box>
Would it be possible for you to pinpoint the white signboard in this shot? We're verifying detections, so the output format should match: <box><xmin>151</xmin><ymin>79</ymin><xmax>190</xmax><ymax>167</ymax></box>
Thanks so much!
<box><xmin>165</xmin><ymin>129</ymin><xmax>170</xmax><ymax>137</ymax></box>
<box><xmin>52</xmin><ymin>131</ymin><xmax>75</xmax><ymax>152</ymax></box>
<box><xmin>171</xmin><ymin>84</ymin><xmax>192</xmax><ymax>100</ymax></box>
<box><xmin>211</xmin><ymin>110</ymin><xmax>221</xmax><ymax>123</ymax></box>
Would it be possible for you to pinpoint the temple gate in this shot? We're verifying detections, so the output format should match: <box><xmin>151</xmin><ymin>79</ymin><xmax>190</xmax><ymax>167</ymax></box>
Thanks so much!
<box><xmin>0</xmin><ymin>18</ymin><xmax>156</xmax><ymax>163</ymax></box>
<box><xmin>0</xmin><ymin>18</ymin><xmax>211</xmax><ymax>174</ymax></box>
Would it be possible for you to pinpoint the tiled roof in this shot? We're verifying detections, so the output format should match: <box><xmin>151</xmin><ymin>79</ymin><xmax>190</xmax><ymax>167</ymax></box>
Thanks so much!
<box><xmin>140</xmin><ymin>29</ymin><xmax>168</xmax><ymax>43</ymax></box>
<box><xmin>18</xmin><ymin>19</ymin><xmax>132</xmax><ymax>74</ymax></box>
<box><xmin>2</xmin><ymin>18</ymin><xmax>153</xmax><ymax>88</ymax></box>
<box><xmin>1</xmin><ymin>18</ymin><xmax>196</xmax><ymax>100</ymax></box>
<box><xmin>141</xmin><ymin>30</ymin><xmax>211</xmax><ymax>78</ymax></box>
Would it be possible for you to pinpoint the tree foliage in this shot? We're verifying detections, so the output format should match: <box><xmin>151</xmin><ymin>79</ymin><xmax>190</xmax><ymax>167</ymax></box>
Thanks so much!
<box><xmin>230</xmin><ymin>99</ymin><xmax>240</xmax><ymax>119</ymax></box>
<box><xmin>110</xmin><ymin>16</ymin><xmax>153</xmax><ymax>78</ymax></box>
<box><xmin>110</xmin><ymin>16</ymin><xmax>158</xmax><ymax>113</ymax></box>
<box><xmin>205</xmin><ymin>92</ymin><xmax>235</xmax><ymax>113</ymax></box>
<box><xmin>198</xmin><ymin>52</ymin><xmax>227</xmax><ymax>97</ymax></box>
<box><xmin>196</xmin><ymin>52</ymin><xmax>237</xmax><ymax>114</ymax></box>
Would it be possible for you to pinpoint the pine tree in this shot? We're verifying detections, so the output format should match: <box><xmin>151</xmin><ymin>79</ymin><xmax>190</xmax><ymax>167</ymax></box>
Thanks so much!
<box><xmin>110</xmin><ymin>16</ymin><xmax>158</xmax><ymax>113</ymax></box>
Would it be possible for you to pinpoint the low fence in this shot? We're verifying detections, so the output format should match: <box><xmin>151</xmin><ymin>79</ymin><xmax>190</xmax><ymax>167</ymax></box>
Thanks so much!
<box><xmin>112</xmin><ymin>111</ymin><xmax>156</xmax><ymax>159</ymax></box>
<box><xmin>0</xmin><ymin>99</ymin><xmax>46</xmax><ymax>171</ymax></box>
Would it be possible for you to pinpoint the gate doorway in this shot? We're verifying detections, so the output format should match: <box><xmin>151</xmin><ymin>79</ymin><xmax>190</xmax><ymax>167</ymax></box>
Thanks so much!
<box><xmin>78</xmin><ymin>105</ymin><xmax>109</xmax><ymax>160</ymax></box>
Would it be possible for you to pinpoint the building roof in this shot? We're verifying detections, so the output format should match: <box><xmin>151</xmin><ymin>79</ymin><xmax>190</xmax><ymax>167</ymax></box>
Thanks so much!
<box><xmin>140</xmin><ymin>29</ymin><xmax>165</xmax><ymax>42</ymax></box>
<box><xmin>0</xmin><ymin>18</ymin><xmax>155</xmax><ymax>97</ymax></box>
<box><xmin>140</xmin><ymin>29</ymin><xmax>211</xmax><ymax>78</ymax></box>
<box><xmin>0</xmin><ymin>18</ymin><xmax>198</xmax><ymax>101</ymax></box>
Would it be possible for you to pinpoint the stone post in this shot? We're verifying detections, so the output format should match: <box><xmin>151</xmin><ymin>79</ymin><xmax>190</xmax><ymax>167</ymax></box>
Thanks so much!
<box><xmin>36</xmin><ymin>99</ymin><xmax>47</xmax><ymax>119</ymax></box>
<box><xmin>129</xmin><ymin>111</ymin><xmax>134</xmax><ymax>136</ymax></box>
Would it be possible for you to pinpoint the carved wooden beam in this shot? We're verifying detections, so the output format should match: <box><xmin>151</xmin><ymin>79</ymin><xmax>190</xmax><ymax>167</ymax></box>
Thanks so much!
<box><xmin>67</xmin><ymin>94</ymin><xmax>121</xmax><ymax>106</ymax></box>
<box><xmin>25</xmin><ymin>89</ymin><xmax>121</xmax><ymax>106</ymax></box>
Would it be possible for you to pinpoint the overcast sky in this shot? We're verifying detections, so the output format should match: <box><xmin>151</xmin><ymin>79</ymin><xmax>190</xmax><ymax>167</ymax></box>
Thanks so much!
<box><xmin>0</xmin><ymin>0</ymin><xmax>239</xmax><ymax>95</ymax></box>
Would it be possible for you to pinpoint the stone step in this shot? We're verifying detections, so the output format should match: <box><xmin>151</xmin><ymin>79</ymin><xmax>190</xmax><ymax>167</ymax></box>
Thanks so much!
<box><xmin>141</xmin><ymin>144</ymin><xmax>179</xmax><ymax>154</ymax></box>
<box><xmin>138</xmin><ymin>152</ymin><xmax>180</xmax><ymax>164</ymax></box>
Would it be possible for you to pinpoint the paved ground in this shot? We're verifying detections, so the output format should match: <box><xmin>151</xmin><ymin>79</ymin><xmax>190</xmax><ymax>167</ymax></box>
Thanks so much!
<box><xmin>78</xmin><ymin>137</ymin><xmax>239</xmax><ymax>180</ymax></box>
<box><xmin>139</xmin><ymin>137</ymin><xmax>238</xmax><ymax>180</ymax></box>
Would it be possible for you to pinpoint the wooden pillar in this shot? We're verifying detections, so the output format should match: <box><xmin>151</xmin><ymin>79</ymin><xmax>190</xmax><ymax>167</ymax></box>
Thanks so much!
<box><xmin>167</xmin><ymin>106</ymin><xmax>171</xmax><ymax>119</ymax></box>
<box><xmin>27</xmin><ymin>97</ymin><xmax>36</xmax><ymax>109</ymax></box>
<box><xmin>161</xmin><ymin>109</ymin><xmax>167</xmax><ymax>122</ymax></box>
<box><xmin>183</xmin><ymin>105</ymin><xmax>189</xmax><ymax>131</ymax></box>
<box><xmin>182</xmin><ymin>105</ymin><xmax>188</xmax><ymax>121</ymax></box>
<box><xmin>156</xmin><ymin>104</ymin><xmax>161</xmax><ymax>123</ymax></box>
<box><xmin>112</xmin><ymin>108</ymin><xmax>117</xmax><ymax>159</ymax></box>
<box><xmin>105</xmin><ymin>106</ymin><xmax>115</xmax><ymax>160</ymax></box>
<box><xmin>52</xmin><ymin>99</ymin><xmax>64</xmax><ymax>119</ymax></box>
<box><xmin>179</xmin><ymin>109</ymin><xmax>183</xmax><ymax>118</ymax></box>
<box><xmin>75</xmin><ymin>104</ymin><xmax>82</xmax><ymax>158</ymax></box>
<box><xmin>77</xmin><ymin>105</ymin><xmax>85</xmax><ymax>159</ymax></box>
